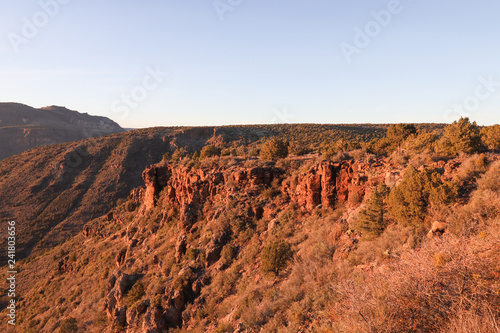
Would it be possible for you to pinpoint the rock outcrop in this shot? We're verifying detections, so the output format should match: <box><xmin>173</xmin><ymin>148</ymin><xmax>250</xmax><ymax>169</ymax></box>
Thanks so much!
<box><xmin>282</xmin><ymin>159</ymin><xmax>400</xmax><ymax>212</ymax></box>
<box><xmin>140</xmin><ymin>163</ymin><xmax>284</xmax><ymax>229</ymax></box>
<box><xmin>105</xmin><ymin>270</ymin><xmax>143</xmax><ymax>327</ymax></box>
<box><xmin>136</xmin><ymin>158</ymin><xmax>408</xmax><ymax>227</ymax></box>
<box><xmin>143</xmin><ymin>165</ymin><xmax>171</xmax><ymax>210</ymax></box>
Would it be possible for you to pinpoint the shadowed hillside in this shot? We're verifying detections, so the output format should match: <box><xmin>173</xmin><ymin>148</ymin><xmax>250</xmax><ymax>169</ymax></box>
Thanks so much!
<box><xmin>0</xmin><ymin>103</ymin><xmax>125</xmax><ymax>160</ymax></box>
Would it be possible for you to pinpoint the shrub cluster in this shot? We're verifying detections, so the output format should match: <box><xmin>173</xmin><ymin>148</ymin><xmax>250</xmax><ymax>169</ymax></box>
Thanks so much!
<box><xmin>127</xmin><ymin>281</ymin><xmax>145</xmax><ymax>305</ymax></box>
<box><xmin>388</xmin><ymin>166</ymin><xmax>458</xmax><ymax>229</ymax></box>
<box><xmin>437</xmin><ymin>117</ymin><xmax>484</xmax><ymax>156</ymax></box>
<box><xmin>200</xmin><ymin>145</ymin><xmax>222</xmax><ymax>159</ymax></box>
<box><xmin>260</xmin><ymin>138</ymin><xmax>289</xmax><ymax>161</ymax></box>
<box><xmin>261</xmin><ymin>240</ymin><xmax>293</xmax><ymax>276</ymax></box>
<box><xmin>59</xmin><ymin>317</ymin><xmax>78</xmax><ymax>333</ymax></box>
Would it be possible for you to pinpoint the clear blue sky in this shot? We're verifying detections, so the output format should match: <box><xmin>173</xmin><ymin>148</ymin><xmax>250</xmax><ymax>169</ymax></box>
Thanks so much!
<box><xmin>1</xmin><ymin>0</ymin><xmax>499</xmax><ymax>128</ymax></box>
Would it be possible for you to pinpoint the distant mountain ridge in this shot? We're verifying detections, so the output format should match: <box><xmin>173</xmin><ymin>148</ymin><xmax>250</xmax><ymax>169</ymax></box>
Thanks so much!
<box><xmin>0</xmin><ymin>102</ymin><xmax>124</xmax><ymax>160</ymax></box>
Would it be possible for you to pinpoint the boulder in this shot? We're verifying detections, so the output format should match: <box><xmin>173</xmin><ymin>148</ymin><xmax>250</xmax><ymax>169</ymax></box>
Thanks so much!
<box><xmin>142</xmin><ymin>307</ymin><xmax>167</xmax><ymax>333</ymax></box>
<box><xmin>115</xmin><ymin>248</ymin><xmax>127</xmax><ymax>267</ymax></box>
<box><xmin>205</xmin><ymin>231</ymin><xmax>230</xmax><ymax>266</ymax></box>
<box><xmin>427</xmin><ymin>221</ymin><xmax>447</xmax><ymax>238</ymax></box>
<box><xmin>175</xmin><ymin>234</ymin><xmax>187</xmax><ymax>263</ymax></box>
<box><xmin>104</xmin><ymin>271</ymin><xmax>143</xmax><ymax>326</ymax></box>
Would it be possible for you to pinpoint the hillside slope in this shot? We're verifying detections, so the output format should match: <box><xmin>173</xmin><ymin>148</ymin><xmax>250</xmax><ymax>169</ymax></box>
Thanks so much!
<box><xmin>0</xmin><ymin>103</ymin><xmax>125</xmax><ymax>160</ymax></box>
<box><xmin>0</xmin><ymin>128</ymin><xmax>174</xmax><ymax>261</ymax></box>
<box><xmin>0</xmin><ymin>124</ymin><xmax>389</xmax><ymax>262</ymax></box>
<box><xmin>1</xmin><ymin>153</ymin><xmax>499</xmax><ymax>332</ymax></box>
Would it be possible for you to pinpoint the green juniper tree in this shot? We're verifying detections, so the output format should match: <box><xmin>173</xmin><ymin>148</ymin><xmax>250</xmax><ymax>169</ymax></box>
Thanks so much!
<box><xmin>200</xmin><ymin>145</ymin><xmax>221</xmax><ymax>159</ymax></box>
<box><xmin>386</xmin><ymin>123</ymin><xmax>417</xmax><ymax>152</ymax></box>
<box><xmin>388</xmin><ymin>166</ymin><xmax>459</xmax><ymax>230</ymax></box>
<box><xmin>355</xmin><ymin>182</ymin><xmax>390</xmax><ymax>240</ymax></box>
<box><xmin>481</xmin><ymin>124</ymin><xmax>500</xmax><ymax>152</ymax></box>
<box><xmin>260</xmin><ymin>138</ymin><xmax>289</xmax><ymax>161</ymax></box>
<box><xmin>261</xmin><ymin>240</ymin><xmax>293</xmax><ymax>276</ymax></box>
<box><xmin>438</xmin><ymin>117</ymin><xmax>484</xmax><ymax>156</ymax></box>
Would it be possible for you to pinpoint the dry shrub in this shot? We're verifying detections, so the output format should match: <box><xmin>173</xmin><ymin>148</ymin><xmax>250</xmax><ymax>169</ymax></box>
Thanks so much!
<box><xmin>330</xmin><ymin>151</ymin><xmax>352</xmax><ymax>163</ymax></box>
<box><xmin>265</xmin><ymin>220</ymin><xmax>339</xmax><ymax>329</ymax></box>
<box><xmin>389</xmin><ymin>150</ymin><xmax>410</xmax><ymax>165</ymax></box>
<box><xmin>349</xmin><ymin>224</ymin><xmax>414</xmax><ymax>265</ymax></box>
<box><xmin>348</xmin><ymin>191</ymin><xmax>364</xmax><ymax>207</ymax></box>
<box><xmin>214</xmin><ymin>322</ymin><xmax>232</xmax><ymax>333</ymax></box>
<box><xmin>234</xmin><ymin>217</ymin><xmax>342</xmax><ymax>332</ymax></box>
<box><xmin>220</xmin><ymin>243</ymin><xmax>237</xmax><ymax>265</ymax></box>
<box><xmin>333</xmin><ymin>235</ymin><xmax>500</xmax><ymax>332</ymax></box>
<box><xmin>199</xmin><ymin>156</ymin><xmax>222</xmax><ymax>169</ymax></box>
<box><xmin>349</xmin><ymin>149</ymin><xmax>370</xmax><ymax>161</ymax></box>
<box><xmin>440</xmin><ymin>307</ymin><xmax>500</xmax><ymax>333</ymax></box>
<box><xmin>275</xmin><ymin>158</ymin><xmax>294</xmax><ymax>174</ymax></box>
<box><xmin>242</xmin><ymin>158</ymin><xmax>260</xmax><ymax>168</ymax></box>
<box><xmin>127</xmin><ymin>281</ymin><xmax>145</xmax><ymax>305</ymax></box>
<box><xmin>456</xmin><ymin>153</ymin><xmax>489</xmax><ymax>181</ymax></box>
<box><xmin>447</xmin><ymin>161</ymin><xmax>500</xmax><ymax>236</ymax></box>
<box><xmin>125</xmin><ymin>200</ymin><xmax>136</xmax><ymax>212</ymax></box>
<box><xmin>408</xmin><ymin>152</ymin><xmax>435</xmax><ymax>169</ymax></box>
<box><xmin>467</xmin><ymin>189</ymin><xmax>500</xmax><ymax>221</ymax></box>
<box><xmin>240</xmin><ymin>298</ymin><xmax>274</xmax><ymax>329</ymax></box>
<box><xmin>270</xmin><ymin>206</ymin><xmax>300</xmax><ymax>238</ymax></box>
<box><xmin>477</xmin><ymin>160</ymin><xmax>500</xmax><ymax>192</ymax></box>
<box><xmin>59</xmin><ymin>317</ymin><xmax>79</xmax><ymax>333</ymax></box>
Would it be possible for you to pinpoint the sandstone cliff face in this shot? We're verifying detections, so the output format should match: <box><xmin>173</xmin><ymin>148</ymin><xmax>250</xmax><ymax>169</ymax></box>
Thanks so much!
<box><xmin>139</xmin><ymin>159</ymin><xmax>403</xmax><ymax>219</ymax></box>
<box><xmin>141</xmin><ymin>162</ymin><xmax>284</xmax><ymax>229</ymax></box>
<box><xmin>281</xmin><ymin>161</ymin><xmax>336</xmax><ymax>211</ymax></box>
<box><xmin>283</xmin><ymin>158</ymin><xmax>403</xmax><ymax>212</ymax></box>
<box><xmin>101</xmin><ymin>158</ymin><xmax>395</xmax><ymax>331</ymax></box>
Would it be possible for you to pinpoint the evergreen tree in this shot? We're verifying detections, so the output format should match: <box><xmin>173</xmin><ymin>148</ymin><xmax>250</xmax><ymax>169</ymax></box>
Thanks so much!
<box><xmin>260</xmin><ymin>138</ymin><xmax>289</xmax><ymax>161</ymax></box>
<box><xmin>388</xmin><ymin>166</ymin><xmax>430</xmax><ymax>228</ymax></box>
<box><xmin>386</xmin><ymin>124</ymin><xmax>417</xmax><ymax>152</ymax></box>
<box><xmin>171</xmin><ymin>148</ymin><xmax>187</xmax><ymax>161</ymax></box>
<box><xmin>388</xmin><ymin>166</ymin><xmax>458</xmax><ymax>229</ymax></box>
<box><xmin>439</xmin><ymin>117</ymin><xmax>484</xmax><ymax>156</ymax></box>
<box><xmin>192</xmin><ymin>151</ymin><xmax>201</xmax><ymax>168</ymax></box>
<box><xmin>481</xmin><ymin>124</ymin><xmax>500</xmax><ymax>151</ymax></box>
<box><xmin>261</xmin><ymin>240</ymin><xmax>293</xmax><ymax>276</ymax></box>
<box><xmin>200</xmin><ymin>145</ymin><xmax>221</xmax><ymax>159</ymax></box>
<box><xmin>355</xmin><ymin>182</ymin><xmax>390</xmax><ymax>240</ymax></box>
